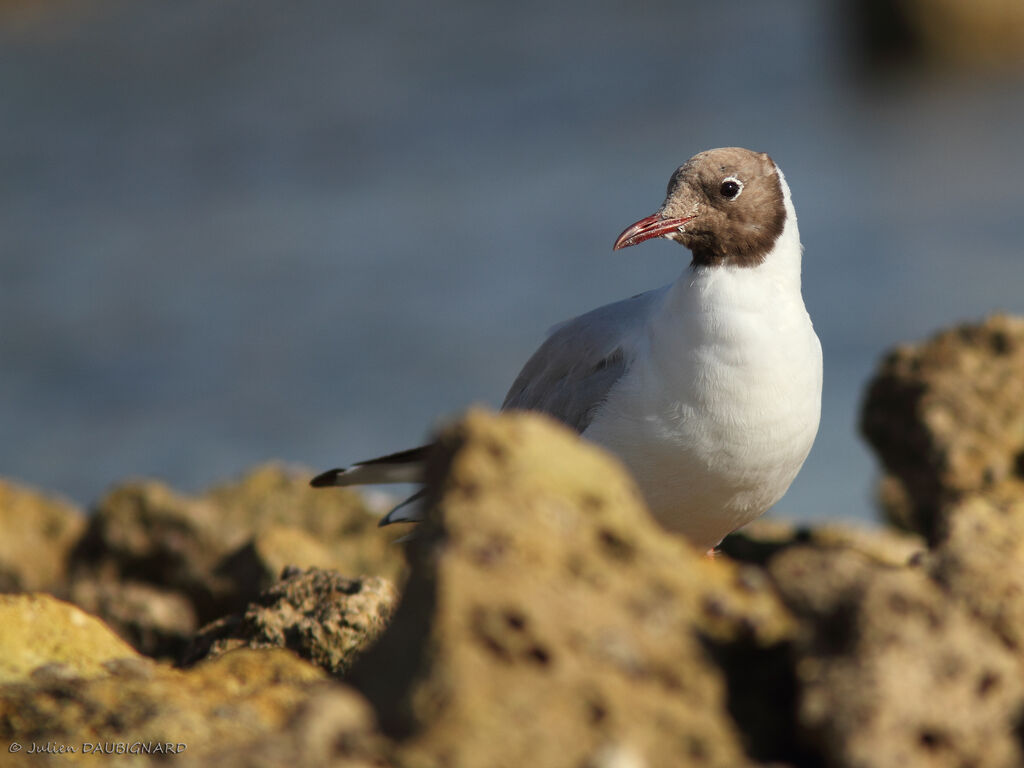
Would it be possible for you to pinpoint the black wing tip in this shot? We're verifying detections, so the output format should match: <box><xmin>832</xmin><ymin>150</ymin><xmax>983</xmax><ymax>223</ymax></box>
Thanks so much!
<box><xmin>378</xmin><ymin>511</ymin><xmax>415</xmax><ymax>528</ymax></box>
<box><xmin>309</xmin><ymin>468</ymin><xmax>344</xmax><ymax>488</ymax></box>
<box><xmin>378</xmin><ymin>506</ymin><xmax>407</xmax><ymax>527</ymax></box>
<box><xmin>355</xmin><ymin>444</ymin><xmax>431</xmax><ymax>467</ymax></box>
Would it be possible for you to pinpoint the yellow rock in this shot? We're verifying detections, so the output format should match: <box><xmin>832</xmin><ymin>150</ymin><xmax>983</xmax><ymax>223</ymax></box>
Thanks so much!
<box><xmin>0</xmin><ymin>647</ymin><xmax>356</xmax><ymax>766</ymax></box>
<box><xmin>0</xmin><ymin>593</ymin><xmax>139</xmax><ymax>684</ymax></box>
<box><xmin>0</xmin><ymin>477</ymin><xmax>84</xmax><ymax>593</ymax></box>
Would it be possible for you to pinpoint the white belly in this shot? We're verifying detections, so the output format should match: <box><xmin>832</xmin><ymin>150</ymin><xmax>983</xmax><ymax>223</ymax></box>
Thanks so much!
<box><xmin>583</xmin><ymin>297</ymin><xmax>822</xmax><ymax>550</ymax></box>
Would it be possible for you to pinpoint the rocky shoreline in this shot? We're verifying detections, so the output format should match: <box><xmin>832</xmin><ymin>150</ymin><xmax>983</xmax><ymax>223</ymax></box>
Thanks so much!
<box><xmin>4</xmin><ymin>315</ymin><xmax>1024</xmax><ymax>767</ymax></box>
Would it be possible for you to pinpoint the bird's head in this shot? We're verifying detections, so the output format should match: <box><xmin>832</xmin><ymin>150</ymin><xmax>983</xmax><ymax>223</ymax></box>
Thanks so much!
<box><xmin>613</xmin><ymin>147</ymin><xmax>786</xmax><ymax>268</ymax></box>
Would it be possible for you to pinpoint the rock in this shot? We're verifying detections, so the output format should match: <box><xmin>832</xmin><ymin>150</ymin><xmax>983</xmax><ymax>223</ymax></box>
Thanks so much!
<box><xmin>721</xmin><ymin>518</ymin><xmax>925</xmax><ymax>568</ymax></box>
<box><xmin>67</xmin><ymin>480</ymin><xmax>233</xmax><ymax>622</ymax></box>
<box><xmin>11</xmin><ymin>397</ymin><xmax>1024</xmax><ymax>766</ymax></box>
<box><xmin>714</xmin><ymin>513</ymin><xmax>1024</xmax><ymax>767</ymax></box>
<box><xmin>178</xmin><ymin>684</ymin><xmax>387</xmax><ymax>768</ymax></box>
<box><xmin>0</xmin><ymin>593</ymin><xmax>139</xmax><ymax>684</ymax></box>
<box><xmin>715</xmin><ymin>518</ymin><xmax>924</xmax><ymax>763</ymax></box>
<box><xmin>65</xmin><ymin>578</ymin><xmax>198</xmax><ymax>661</ymax></box>
<box><xmin>66</xmin><ymin>464</ymin><xmax>406</xmax><ymax>653</ymax></box>
<box><xmin>203</xmin><ymin>464</ymin><xmax>408</xmax><ymax>583</ymax></box>
<box><xmin>929</xmin><ymin>494</ymin><xmax>1024</xmax><ymax>652</ymax></box>
<box><xmin>0</xmin><ymin>478</ymin><xmax>84</xmax><ymax>593</ymax></box>
<box><xmin>770</xmin><ymin>545</ymin><xmax>1024</xmax><ymax>768</ymax></box>
<box><xmin>212</xmin><ymin>524</ymin><xmax>391</xmax><ymax>611</ymax></box>
<box><xmin>183</xmin><ymin>568</ymin><xmax>398</xmax><ymax>677</ymax></box>
<box><xmin>852</xmin><ymin>0</ymin><xmax>1024</xmax><ymax>71</ymax></box>
<box><xmin>350</xmin><ymin>409</ymin><xmax>792</xmax><ymax>768</ymax></box>
<box><xmin>861</xmin><ymin>314</ymin><xmax>1024</xmax><ymax>541</ymax></box>
<box><xmin>0</xmin><ymin>648</ymin><xmax>384</xmax><ymax>767</ymax></box>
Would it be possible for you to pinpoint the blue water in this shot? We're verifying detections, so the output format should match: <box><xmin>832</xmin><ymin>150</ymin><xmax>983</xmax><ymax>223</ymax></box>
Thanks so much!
<box><xmin>2</xmin><ymin>0</ymin><xmax>1023</xmax><ymax>525</ymax></box>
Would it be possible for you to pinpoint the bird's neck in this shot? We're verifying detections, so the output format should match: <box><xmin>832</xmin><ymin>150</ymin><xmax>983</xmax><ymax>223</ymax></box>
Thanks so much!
<box><xmin>646</xmin><ymin>217</ymin><xmax>808</xmax><ymax>393</ymax></box>
<box><xmin>677</xmin><ymin>164</ymin><xmax>803</xmax><ymax>301</ymax></box>
<box><xmin>669</xmin><ymin>209</ymin><xmax>803</xmax><ymax>313</ymax></box>
<box><xmin>649</xmin><ymin>208</ymin><xmax>805</xmax><ymax>386</ymax></box>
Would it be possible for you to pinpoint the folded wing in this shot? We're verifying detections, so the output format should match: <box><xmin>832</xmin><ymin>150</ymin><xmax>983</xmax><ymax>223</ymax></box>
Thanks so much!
<box><xmin>501</xmin><ymin>287</ymin><xmax>664</xmax><ymax>432</ymax></box>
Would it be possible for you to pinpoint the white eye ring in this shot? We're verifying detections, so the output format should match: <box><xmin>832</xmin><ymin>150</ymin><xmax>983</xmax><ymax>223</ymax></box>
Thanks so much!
<box><xmin>720</xmin><ymin>176</ymin><xmax>743</xmax><ymax>200</ymax></box>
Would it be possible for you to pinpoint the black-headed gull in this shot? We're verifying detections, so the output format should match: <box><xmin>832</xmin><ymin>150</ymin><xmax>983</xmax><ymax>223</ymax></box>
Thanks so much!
<box><xmin>312</xmin><ymin>147</ymin><xmax>822</xmax><ymax>550</ymax></box>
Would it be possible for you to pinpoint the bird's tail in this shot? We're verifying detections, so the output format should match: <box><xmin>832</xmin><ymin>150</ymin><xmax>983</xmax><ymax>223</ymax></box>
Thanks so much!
<box><xmin>309</xmin><ymin>444</ymin><xmax>430</xmax><ymax>487</ymax></box>
<box><xmin>310</xmin><ymin>444</ymin><xmax>430</xmax><ymax>526</ymax></box>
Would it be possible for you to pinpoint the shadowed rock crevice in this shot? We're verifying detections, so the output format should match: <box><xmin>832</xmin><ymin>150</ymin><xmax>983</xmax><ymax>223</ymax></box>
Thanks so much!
<box><xmin>346</xmin><ymin>546</ymin><xmax>441</xmax><ymax>739</ymax></box>
<box><xmin>701</xmin><ymin>636</ymin><xmax>824</xmax><ymax>768</ymax></box>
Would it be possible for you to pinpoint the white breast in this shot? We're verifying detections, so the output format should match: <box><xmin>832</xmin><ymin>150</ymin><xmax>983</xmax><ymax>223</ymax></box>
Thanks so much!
<box><xmin>582</xmin><ymin>191</ymin><xmax>822</xmax><ymax>549</ymax></box>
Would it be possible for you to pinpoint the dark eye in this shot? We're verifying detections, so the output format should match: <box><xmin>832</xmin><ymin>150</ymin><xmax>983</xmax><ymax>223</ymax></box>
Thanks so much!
<box><xmin>720</xmin><ymin>178</ymin><xmax>742</xmax><ymax>199</ymax></box>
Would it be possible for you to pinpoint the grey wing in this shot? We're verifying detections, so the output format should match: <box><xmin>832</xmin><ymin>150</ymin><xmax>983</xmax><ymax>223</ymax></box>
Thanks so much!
<box><xmin>501</xmin><ymin>286</ymin><xmax>666</xmax><ymax>433</ymax></box>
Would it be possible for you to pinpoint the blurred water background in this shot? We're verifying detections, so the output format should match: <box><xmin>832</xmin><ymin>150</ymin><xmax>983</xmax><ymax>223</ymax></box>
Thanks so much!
<box><xmin>2</xmin><ymin>0</ymin><xmax>1023</xmax><ymax>523</ymax></box>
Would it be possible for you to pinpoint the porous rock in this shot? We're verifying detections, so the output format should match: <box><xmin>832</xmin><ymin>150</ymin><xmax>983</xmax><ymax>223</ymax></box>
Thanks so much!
<box><xmin>65</xmin><ymin>464</ymin><xmax>405</xmax><ymax>655</ymax></box>
<box><xmin>770</xmin><ymin>545</ymin><xmax>1024</xmax><ymax>768</ymax></box>
<box><xmin>212</xmin><ymin>523</ymin><xmax>393</xmax><ymax>612</ymax></box>
<box><xmin>183</xmin><ymin>568</ymin><xmax>397</xmax><ymax>677</ymax></box>
<box><xmin>929</xmin><ymin>494</ymin><xmax>1024</xmax><ymax>652</ymax></box>
<box><xmin>0</xmin><ymin>648</ymin><xmax>383</xmax><ymax>768</ymax></box>
<box><xmin>861</xmin><ymin>314</ymin><xmax>1024</xmax><ymax>541</ymax></box>
<box><xmin>0</xmin><ymin>478</ymin><xmax>84</xmax><ymax>593</ymax></box>
<box><xmin>350</xmin><ymin>409</ymin><xmax>793</xmax><ymax>768</ymax></box>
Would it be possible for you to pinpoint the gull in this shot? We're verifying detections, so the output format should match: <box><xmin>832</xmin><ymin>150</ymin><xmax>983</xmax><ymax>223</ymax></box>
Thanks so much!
<box><xmin>312</xmin><ymin>147</ymin><xmax>822</xmax><ymax>550</ymax></box>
